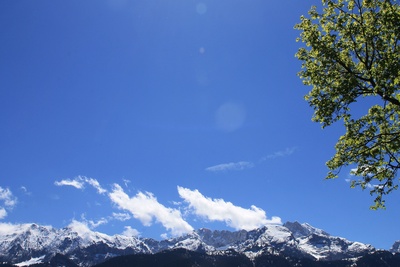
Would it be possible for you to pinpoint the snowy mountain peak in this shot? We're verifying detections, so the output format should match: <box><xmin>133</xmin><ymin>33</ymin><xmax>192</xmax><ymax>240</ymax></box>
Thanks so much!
<box><xmin>391</xmin><ymin>240</ymin><xmax>400</xmax><ymax>253</ymax></box>
<box><xmin>284</xmin><ymin>221</ymin><xmax>329</xmax><ymax>238</ymax></box>
<box><xmin>0</xmin><ymin>222</ymin><xmax>152</xmax><ymax>266</ymax></box>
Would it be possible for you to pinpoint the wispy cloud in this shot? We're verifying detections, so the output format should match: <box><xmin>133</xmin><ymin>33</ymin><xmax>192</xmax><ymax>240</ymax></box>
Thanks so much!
<box><xmin>122</xmin><ymin>179</ymin><xmax>131</xmax><ymax>188</ymax></box>
<box><xmin>54</xmin><ymin>176</ymin><xmax>107</xmax><ymax>194</ymax></box>
<box><xmin>177</xmin><ymin>186</ymin><xmax>281</xmax><ymax>230</ymax></box>
<box><xmin>87</xmin><ymin>217</ymin><xmax>108</xmax><ymax>229</ymax></box>
<box><xmin>0</xmin><ymin>187</ymin><xmax>17</xmax><ymax>219</ymax></box>
<box><xmin>205</xmin><ymin>161</ymin><xmax>255</xmax><ymax>172</ymax></box>
<box><xmin>54</xmin><ymin>178</ymin><xmax>85</xmax><ymax>189</ymax></box>
<box><xmin>112</xmin><ymin>212</ymin><xmax>131</xmax><ymax>221</ymax></box>
<box><xmin>85</xmin><ymin>177</ymin><xmax>107</xmax><ymax>194</ymax></box>
<box><xmin>20</xmin><ymin>186</ymin><xmax>32</xmax><ymax>196</ymax></box>
<box><xmin>261</xmin><ymin>147</ymin><xmax>297</xmax><ymax>161</ymax></box>
<box><xmin>205</xmin><ymin>147</ymin><xmax>297</xmax><ymax>173</ymax></box>
<box><xmin>109</xmin><ymin>184</ymin><xmax>194</xmax><ymax>237</ymax></box>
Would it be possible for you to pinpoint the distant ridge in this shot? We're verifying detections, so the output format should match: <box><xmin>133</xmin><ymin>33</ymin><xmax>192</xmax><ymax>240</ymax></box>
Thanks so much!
<box><xmin>0</xmin><ymin>221</ymin><xmax>398</xmax><ymax>266</ymax></box>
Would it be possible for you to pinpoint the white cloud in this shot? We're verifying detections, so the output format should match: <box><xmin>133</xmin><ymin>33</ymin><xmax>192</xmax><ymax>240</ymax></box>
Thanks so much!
<box><xmin>77</xmin><ymin>214</ymin><xmax>109</xmax><ymax>230</ymax></box>
<box><xmin>206</xmin><ymin>161</ymin><xmax>255</xmax><ymax>172</ymax></box>
<box><xmin>85</xmin><ymin>177</ymin><xmax>107</xmax><ymax>194</ymax></box>
<box><xmin>109</xmin><ymin>184</ymin><xmax>194</xmax><ymax>236</ymax></box>
<box><xmin>0</xmin><ymin>208</ymin><xmax>7</xmax><ymax>219</ymax></box>
<box><xmin>0</xmin><ymin>222</ymin><xmax>23</xmax><ymax>235</ymax></box>
<box><xmin>54</xmin><ymin>176</ymin><xmax>107</xmax><ymax>194</ymax></box>
<box><xmin>67</xmin><ymin>220</ymin><xmax>93</xmax><ymax>236</ymax></box>
<box><xmin>0</xmin><ymin>187</ymin><xmax>17</xmax><ymax>219</ymax></box>
<box><xmin>177</xmin><ymin>186</ymin><xmax>281</xmax><ymax>231</ymax></box>
<box><xmin>54</xmin><ymin>178</ymin><xmax>84</xmax><ymax>189</ymax></box>
<box><xmin>122</xmin><ymin>226</ymin><xmax>140</xmax><ymax>237</ymax></box>
<box><xmin>88</xmin><ymin>218</ymin><xmax>108</xmax><ymax>229</ymax></box>
<box><xmin>0</xmin><ymin>187</ymin><xmax>17</xmax><ymax>208</ymax></box>
<box><xmin>160</xmin><ymin>233</ymin><xmax>168</xmax><ymax>239</ymax></box>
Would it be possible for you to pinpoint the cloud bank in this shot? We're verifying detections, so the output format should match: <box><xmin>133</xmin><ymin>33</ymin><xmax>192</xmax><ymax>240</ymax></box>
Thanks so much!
<box><xmin>206</xmin><ymin>161</ymin><xmax>255</xmax><ymax>172</ymax></box>
<box><xmin>109</xmin><ymin>184</ymin><xmax>194</xmax><ymax>236</ymax></box>
<box><xmin>54</xmin><ymin>176</ymin><xmax>282</xmax><ymax>237</ymax></box>
<box><xmin>178</xmin><ymin>186</ymin><xmax>281</xmax><ymax>230</ymax></box>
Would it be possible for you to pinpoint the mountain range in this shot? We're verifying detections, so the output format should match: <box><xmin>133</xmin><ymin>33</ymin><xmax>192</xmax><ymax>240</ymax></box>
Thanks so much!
<box><xmin>0</xmin><ymin>221</ymin><xmax>399</xmax><ymax>267</ymax></box>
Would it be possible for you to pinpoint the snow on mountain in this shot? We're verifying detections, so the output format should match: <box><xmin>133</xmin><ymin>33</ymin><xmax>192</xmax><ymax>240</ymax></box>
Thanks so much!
<box><xmin>284</xmin><ymin>221</ymin><xmax>328</xmax><ymax>238</ymax></box>
<box><xmin>15</xmin><ymin>255</ymin><xmax>46</xmax><ymax>267</ymax></box>
<box><xmin>284</xmin><ymin>221</ymin><xmax>374</xmax><ymax>261</ymax></box>
<box><xmin>391</xmin><ymin>240</ymin><xmax>400</xmax><ymax>253</ymax></box>
<box><xmin>0</xmin><ymin>221</ymin><xmax>376</xmax><ymax>266</ymax></box>
<box><xmin>165</xmin><ymin>222</ymin><xmax>373</xmax><ymax>261</ymax></box>
<box><xmin>0</xmin><ymin>223</ymin><xmax>57</xmax><ymax>251</ymax></box>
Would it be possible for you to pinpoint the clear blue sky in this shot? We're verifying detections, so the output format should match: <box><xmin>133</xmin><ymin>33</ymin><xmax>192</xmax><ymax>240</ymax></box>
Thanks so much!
<box><xmin>1</xmin><ymin>0</ymin><xmax>399</xmax><ymax>249</ymax></box>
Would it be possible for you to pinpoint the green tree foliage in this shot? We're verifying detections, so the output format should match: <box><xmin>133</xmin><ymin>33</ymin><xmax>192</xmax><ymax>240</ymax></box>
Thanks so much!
<box><xmin>295</xmin><ymin>0</ymin><xmax>400</xmax><ymax>209</ymax></box>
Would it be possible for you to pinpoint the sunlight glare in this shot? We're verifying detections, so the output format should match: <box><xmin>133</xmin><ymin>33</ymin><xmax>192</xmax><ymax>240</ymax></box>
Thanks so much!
<box><xmin>215</xmin><ymin>103</ymin><xmax>246</xmax><ymax>132</ymax></box>
<box><xmin>196</xmin><ymin>3</ymin><xmax>207</xmax><ymax>15</ymax></box>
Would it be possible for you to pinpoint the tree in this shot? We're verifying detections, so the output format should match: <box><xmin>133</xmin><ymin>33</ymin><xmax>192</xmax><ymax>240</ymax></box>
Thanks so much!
<box><xmin>295</xmin><ymin>0</ymin><xmax>400</xmax><ymax>209</ymax></box>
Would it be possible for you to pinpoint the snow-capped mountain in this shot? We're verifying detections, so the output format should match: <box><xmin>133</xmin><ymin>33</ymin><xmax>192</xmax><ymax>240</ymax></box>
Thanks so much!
<box><xmin>0</xmin><ymin>222</ymin><xmax>150</xmax><ymax>266</ymax></box>
<box><xmin>0</xmin><ymin>221</ymin><xmax>377</xmax><ymax>266</ymax></box>
<box><xmin>162</xmin><ymin>222</ymin><xmax>373</xmax><ymax>261</ymax></box>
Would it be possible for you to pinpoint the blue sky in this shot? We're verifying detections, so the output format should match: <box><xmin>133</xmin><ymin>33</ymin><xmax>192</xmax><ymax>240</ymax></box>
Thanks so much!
<box><xmin>0</xmin><ymin>0</ymin><xmax>399</xmax><ymax>249</ymax></box>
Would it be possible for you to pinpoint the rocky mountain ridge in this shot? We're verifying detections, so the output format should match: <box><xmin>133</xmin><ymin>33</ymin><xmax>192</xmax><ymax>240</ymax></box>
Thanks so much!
<box><xmin>0</xmin><ymin>221</ymin><xmax>396</xmax><ymax>266</ymax></box>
